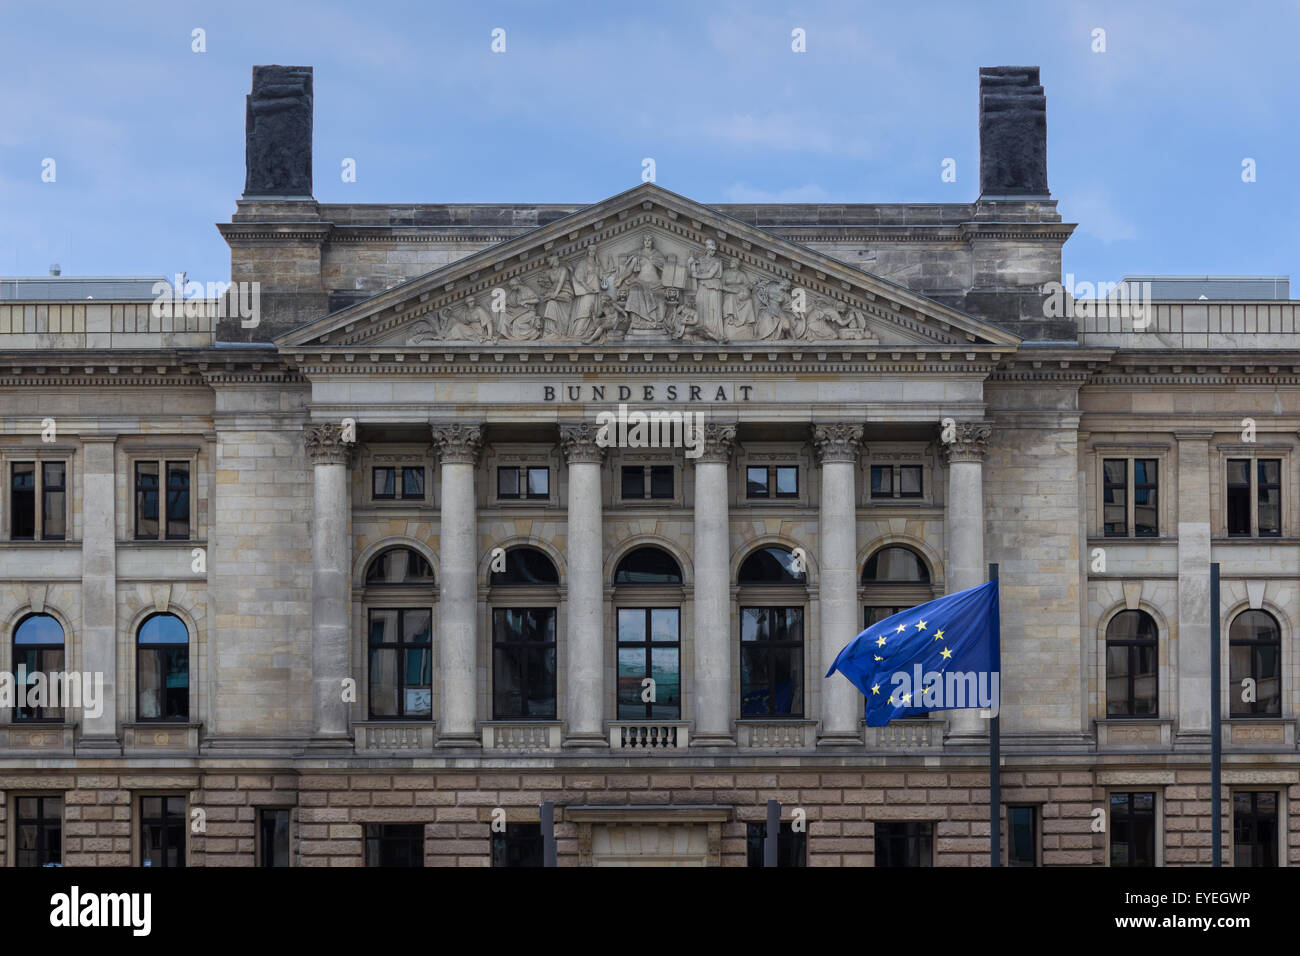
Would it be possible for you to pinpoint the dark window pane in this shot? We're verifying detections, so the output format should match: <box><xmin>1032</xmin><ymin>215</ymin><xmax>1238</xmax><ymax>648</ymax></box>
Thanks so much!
<box><xmin>614</xmin><ymin>546</ymin><xmax>683</xmax><ymax>584</ymax></box>
<box><xmin>1133</xmin><ymin>459</ymin><xmax>1157</xmax><ymax>536</ymax></box>
<box><xmin>401</xmin><ymin>467</ymin><xmax>425</xmax><ymax>499</ymax></box>
<box><xmin>489</xmin><ymin>547</ymin><xmax>559</xmax><ymax>585</ymax></box>
<box><xmin>1102</xmin><ymin>458</ymin><xmax>1127</xmax><ymax>536</ymax></box>
<box><xmin>1230</xmin><ymin>610</ymin><xmax>1282</xmax><ymax>716</ymax></box>
<box><xmin>1227</xmin><ymin>459</ymin><xmax>1251</xmax><ymax>535</ymax></box>
<box><xmin>493</xmin><ymin>607</ymin><xmax>557</xmax><ymax>718</ymax></box>
<box><xmin>1233</xmin><ymin>791</ymin><xmax>1279</xmax><ymax>867</ymax></box>
<box><xmin>11</xmin><ymin>462</ymin><xmax>35</xmax><ymax>540</ymax></box>
<box><xmin>259</xmin><ymin>809</ymin><xmax>291</xmax><ymax>867</ymax></box>
<box><xmin>738</xmin><ymin>547</ymin><xmax>806</xmax><ymax>585</ymax></box>
<box><xmin>875</xmin><ymin>822</ymin><xmax>932</xmax><ymax>867</ymax></box>
<box><xmin>497</xmin><ymin>466</ymin><xmax>519</xmax><ymax>499</ymax></box>
<box><xmin>746</xmin><ymin>821</ymin><xmax>807</xmax><ymax>867</ymax></box>
<box><xmin>135</xmin><ymin>461</ymin><xmax>159</xmax><ymax>538</ymax></box>
<box><xmin>140</xmin><ymin>796</ymin><xmax>186</xmax><ymax>868</ymax></box>
<box><xmin>870</xmin><ymin>465</ymin><xmax>892</xmax><ymax>498</ymax></box>
<box><xmin>41</xmin><ymin>461</ymin><xmax>66</xmax><ymax>539</ymax></box>
<box><xmin>1008</xmin><ymin>806</ymin><xmax>1037</xmax><ymax>866</ymax></box>
<box><xmin>365</xmin><ymin>548</ymin><xmax>434</xmax><ymax>585</ymax></box>
<box><xmin>15</xmin><ymin>795</ymin><xmax>62</xmax><ymax>867</ymax></box>
<box><xmin>621</xmin><ymin>466</ymin><xmax>644</xmax><ymax>500</ymax></box>
<box><xmin>1258</xmin><ymin>459</ymin><xmax>1281</xmax><ymax>536</ymax></box>
<box><xmin>373</xmin><ymin>467</ymin><xmax>396</xmax><ymax>499</ymax></box>
<box><xmin>862</xmin><ymin>547</ymin><xmax>929</xmax><ymax>583</ymax></box>
<box><xmin>1109</xmin><ymin>792</ymin><xmax>1156</xmax><ymax>867</ymax></box>
<box><xmin>492</xmin><ymin>823</ymin><xmax>543</xmax><ymax>867</ymax></box>
<box><xmin>365</xmin><ymin>823</ymin><xmax>423</xmax><ymax>867</ymax></box>
<box><xmin>1105</xmin><ymin>610</ymin><xmax>1158</xmax><ymax>718</ymax></box>
<box><xmin>649</xmin><ymin>465</ymin><xmax>674</xmax><ymax>499</ymax></box>
<box><xmin>746</xmin><ymin>466</ymin><xmax>769</xmax><ymax>498</ymax></box>
<box><xmin>165</xmin><ymin>462</ymin><xmax>190</xmax><ymax>539</ymax></box>
<box><xmin>739</xmin><ymin>607</ymin><xmax>803</xmax><ymax>717</ymax></box>
<box><xmin>137</xmin><ymin>614</ymin><xmax>189</xmax><ymax>721</ymax></box>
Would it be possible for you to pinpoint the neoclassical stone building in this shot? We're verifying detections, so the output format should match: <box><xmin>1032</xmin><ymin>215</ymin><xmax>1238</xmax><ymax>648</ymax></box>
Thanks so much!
<box><xmin>0</xmin><ymin>64</ymin><xmax>1296</xmax><ymax>867</ymax></box>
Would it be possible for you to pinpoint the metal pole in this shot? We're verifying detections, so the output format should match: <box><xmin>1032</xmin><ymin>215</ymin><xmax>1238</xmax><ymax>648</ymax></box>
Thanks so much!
<box><xmin>1210</xmin><ymin>562</ymin><xmax>1221</xmax><ymax>867</ymax></box>
<box><xmin>541</xmin><ymin>800</ymin><xmax>556</xmax><ymax>867</ymax></box>
<box><xmin>764</xmin><ymin>798</ymin><xmax>780</xmax><ymax>867</ymax></box>
<box><xmin>989</xmin><ymin>562</ymin><xmax>1000</xmax><ymax>867</ymax></box>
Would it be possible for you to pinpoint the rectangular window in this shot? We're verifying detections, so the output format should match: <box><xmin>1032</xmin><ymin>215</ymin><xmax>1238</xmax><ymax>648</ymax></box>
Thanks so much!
<box><xmin>874</xmin><ymin>822</ymin><xmax>932</xmax><ymax>867</ymax></box>
<box><xmin>492</xmin><ymin>608</ymin><xmax>557</xmax><ymax>718</ymax></box>
<box><xmin>871</xmin><ymin>464</ymin><xmax>921</xmax><ymax>500</ymax></box>
<box><xmin>745</xmin><ymin>821</ymin><xmax>807</xmax><ymax>867</ymax></box>
<box><xmin>1226</xmin><ymin>459</ymin><xmax>1251</xmax><ymax>535</ymax></box>
<box><xmin>1008</xmin><ymin>806</ymin><xmax>1038</xmax><ymax>866</ymax></box>
<box><xmin>9</xmin><ymin>462</ymin><xmax>63</xmax><ymax>540</ymax></box>
<box><xmin>368</xmin><ymin>608</ymin><xmax>433</xmax><ymax>719</ymax></box>
<box><xmin>1109</xmin><ymin>791</ymin><xmax>1156</xmax><ymax>867</ymax></box>
<box><xmin>364</xmin><ymin>823</ymin><xmax>424</xmax><ymax>867</ymax></box>
<box><xmin>747</xmin><ymin>464</ymin><xmax>798</xmax><ymax>499</ymax></box>
<box><xmin>259</xmin><ymin>808</ymin><xmax>292</xmax><ymax>867</ymax></box>
<box><xmin>616</xmin><ymin>607</ymin><xmax>681</xmax><ymax>719</ymax></box>
<box><xmin>1233</xmin><ymin>791</ymin><xmax>1279</xmax><ymax>867</ymax></box>
<box><xmin>15</xmin><ymin>795</ymin><xmax>62</xmax><ymax>868</ymax></box>
<box><xmin>373</xmin><ymin>466</ymin><xmax>397</xmax><ymax>499</ymax></box>
<box><xmin>1102</xmin><ymin>459</ymin><xmax>1127</xmax><ymax>536</ymax></box>
<box><xmin>498</xmin><ymin>466</ymin><xmax>548</xmax><ymax>501</ymax></box>
<box><xmin>739</xmin><ymin>606</ymin><xmax>804</xmax><ymax>717</ymax></box>
<box><xmin>135</xmin><ymin>460</ymin><xmax>190</xmax><ymax>540</ymax></box>
<box><xmin>491</xmin><ymin>823</ymin><xmax>543</xmax><ymax>867</ymax></box>
<box><xmin>402</xmin><ymin>466</ymin><xmax>425</xmax><ymax>500</ymax></box>
<box><xmin>1258</xmin><ymin>459</ymin><xmax>1281</xmax><ymax>536</ymax></box>
<box><xmin>621</xmin><ymin>465</ymin><xmax>673</xmax><ymax>500</ymax></box>
<box><xmin>140</xmin><ymin>795</ymin><xmax>186</xmax><ymax>868</ymax></box>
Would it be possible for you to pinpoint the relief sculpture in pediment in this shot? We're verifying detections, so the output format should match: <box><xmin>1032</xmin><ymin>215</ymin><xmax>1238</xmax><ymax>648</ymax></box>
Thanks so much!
<box><xmin>405</xmin><ymin>231</ymin><xmax>880</xmax><ymax>346</ymax></box>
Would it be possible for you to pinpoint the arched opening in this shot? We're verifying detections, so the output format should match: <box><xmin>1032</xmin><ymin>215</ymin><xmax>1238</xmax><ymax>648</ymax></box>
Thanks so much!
<box><xmin>861</xmin><ymin>546</ymin><xmax>932</xmax><ymax>629</ymax></box>
<box><xmin>613</xmin><ymin>547</ymin><xmax>683</xmax><ymax>720</ymax></box>
<box><xmin>13</xmin><ymin>614</ymin><xmax>65</xmax><ymax>721</ymax></box>
<box><xmin>1105</xmin><ymin>609</ymin><xmax>1158</xmax><ymax>717</ymax></box>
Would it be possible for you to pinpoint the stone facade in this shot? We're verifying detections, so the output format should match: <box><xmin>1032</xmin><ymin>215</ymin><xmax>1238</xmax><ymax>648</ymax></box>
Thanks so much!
<box><xmin>0</xmin><ymin>65</ymin><xmax>1297</xmax><ymax>867</ymax></box>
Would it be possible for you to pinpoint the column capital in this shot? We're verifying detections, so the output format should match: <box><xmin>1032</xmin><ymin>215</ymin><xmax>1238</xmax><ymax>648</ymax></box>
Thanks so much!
<box><xmin>695</xmin><ymin>423</ymin><xmax>737</xmax><ymax>464</ymax></box>
<box><xmin>941</xmin><ymin>421</ymin><xmax>991</xmax><ymax>464</ymax></box>
<box><xmin>431</xmin><ymin>422</ymin><xmax>484</xmax><ymax>464</ymax></box>
<box><xmin>304</xmin><ymin>423</ymin><xmax>354</xmax><ymax>466</ymax></box>
<box><xmin>811</xmin><ymin>423</ymin><xmax>864</xmax><ymax>463</ymax></box>
<box><xmin>559</xmin><ymin>422</ymin><xmax>606</xmax><ymax>464</ymax></box>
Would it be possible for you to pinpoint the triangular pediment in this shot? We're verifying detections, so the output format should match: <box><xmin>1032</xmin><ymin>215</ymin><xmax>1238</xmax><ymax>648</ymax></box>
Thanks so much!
<box><xmin>275</xmin><ymin>183</ymin><xmax>1020</xmax><ymax>351</ymax></box>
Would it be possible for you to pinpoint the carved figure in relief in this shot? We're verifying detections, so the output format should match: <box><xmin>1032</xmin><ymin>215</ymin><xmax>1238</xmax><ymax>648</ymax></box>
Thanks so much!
<box><xmin>687</xmin><ymin>239</ymin><xmax>725</xmax><ymax>342</ymax></box>
<box><xmin>502</xmin><ymin>277</ymin><xmax>543</xmax><ymax>340</ymax></box>
<box><xmin>754</xmin><ymin>278</ymin><xmax>795</xmax><ymax>340</ymax></box>
<box><xmin>569</xmin><ymin>246</ymin><xmax>604</xmax><ymax>342</ymax></box>
<box><xmin>540</xmin><ymin>254</ymin><xmax>574</xmax><ymax>337</ymax></box>
<box><xmin>721</xmin><ymin>256</ymin><xmax>756</xmax><ymax>338</ymax></box>
<box><xmin>615</xmin><ymin>235</ymin><xmax>665</xmax><ymax>329</ymax></box>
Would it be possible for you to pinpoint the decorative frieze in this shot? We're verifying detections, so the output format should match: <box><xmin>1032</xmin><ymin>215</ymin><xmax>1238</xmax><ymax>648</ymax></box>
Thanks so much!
<box><xmin>430</xmin><ymin>422</ymin><xmax>484</xmax><ymax>464</ymax></box>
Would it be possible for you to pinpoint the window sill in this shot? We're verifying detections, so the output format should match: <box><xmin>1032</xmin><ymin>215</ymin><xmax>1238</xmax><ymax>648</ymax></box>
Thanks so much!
<box><xmin>0</xmin><ymin>722</ymin><xmax>75</xmax><ymax>753</ymax></box>
<box><xmin>1095</xmin><ymin>718</ymin><xmax>1173</xmax><ymax>749</ymax></box>
<box><xmin>122</xmin><ymin>722</ymin><xmax>201</xmax><ymax>754</ymax></box>
<box><xmin>1224</xmin><ymin>718</ymin><xmax>1294</xmax><ymax>748</ymax></box>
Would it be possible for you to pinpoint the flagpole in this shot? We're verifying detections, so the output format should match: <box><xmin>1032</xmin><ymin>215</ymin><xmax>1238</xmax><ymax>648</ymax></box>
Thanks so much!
<box><xmin>989</xmin><ymin>562</ymin><xmax>1000</xmax><ymax>867</ymax></box>
<box><xmin>1210</xmin><ymin>562</ymin><xmax>1221</xmax><ymax>867</ymax></box>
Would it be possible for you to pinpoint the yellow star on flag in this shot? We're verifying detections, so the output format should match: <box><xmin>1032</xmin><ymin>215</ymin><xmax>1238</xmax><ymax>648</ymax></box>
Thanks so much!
<box><xmin>933</xmin><ymin>629</ymin><xmax>945</xmax><ymax>641</ymax></box>
<box><xmin>876</xmin><ymin>635</ymin><xmax>887</xmax><ymax>647</ymax></box>
<box><xmin>915</xmin><ymin>620</ymin><xmax>927</xmax><ymax>631</ymax></box>
<box><xmin>871</xmin><ymin>684</ymin><xmax>880</xmax><ymax>695</ymax></box>
<box><xmin>940</xmin><ymin>646</ymin><xmax>953</xmax><ymax>660</ymax></box>
<box><xmin>900</xmin><ymin>693</ymin><xmax>911</xmax><ymax>704</ymax></box>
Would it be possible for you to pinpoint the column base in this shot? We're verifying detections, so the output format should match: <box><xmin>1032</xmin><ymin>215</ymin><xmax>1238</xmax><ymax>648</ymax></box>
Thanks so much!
<box><xmin>75</xmin><ymin>735</ymin><xmax>123</xmax><ymax>756</ymax></box>
<box><xmin>815</xmin><ymin>731</ymin><xmax>864</xmax><ymax>750</ymax></box>
<box><xmin>302</xmin><ymin>733</ymin><xmax>353</xmax><ymax>754</ymax></box>
<box><xmin>562</xmin><ymin>733</ymin><xmax>608</xmax><ymax>751</ymax></box>
<box><xmin>435</xmin><ymin>733</ymin><xmax>481</xmax><ymax>750</ymax></box>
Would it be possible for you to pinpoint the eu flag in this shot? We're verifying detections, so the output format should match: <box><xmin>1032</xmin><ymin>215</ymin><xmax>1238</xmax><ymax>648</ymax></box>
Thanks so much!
<box><xmin>826</xmin><ymin>580</ymin><xmax>1000</xmax><ymax>727</ymax></box>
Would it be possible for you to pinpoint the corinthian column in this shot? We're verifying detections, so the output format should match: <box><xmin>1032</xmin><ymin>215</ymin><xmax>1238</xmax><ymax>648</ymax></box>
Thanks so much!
<box><xmin>431</xmin><ymin>423</ymin><xmax>482</xmax><ymax>747</ymax></box>
<box><xmin>560</xmin><ymin>422</ymin><xmax>606</xmax><ymax>748</ymax></box>
<box><xmin>306</xmin><ymin>424</ymin><xmax>354</xmax><ymax>740</ymax></box>
<box><xmin>943</xmin><ymin>421</ymin><xmax>991</xmax><ymax>740</ymax></box>
<box><xmin>814</xmin><ymin>423</ymin><xmax>865</xmax><ymax>745</ymax></box>
<box><xmin>692</xmin><ymin>423</ymin><xmax>737</xmax><ymax>747</ymax></box>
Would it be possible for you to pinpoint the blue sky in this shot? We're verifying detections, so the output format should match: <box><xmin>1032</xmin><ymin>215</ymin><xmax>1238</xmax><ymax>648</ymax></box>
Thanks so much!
<box><xmin>2</xmin><ymin>0</ymin><xmax>1296</xmax><ymax>292</ymax></box>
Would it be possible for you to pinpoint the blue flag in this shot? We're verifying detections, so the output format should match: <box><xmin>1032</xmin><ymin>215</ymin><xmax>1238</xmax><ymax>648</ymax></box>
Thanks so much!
<box><xmin>826</xmin><ymin>580</ymin><xmax>1000</xmax><ymax>727</ymax></box>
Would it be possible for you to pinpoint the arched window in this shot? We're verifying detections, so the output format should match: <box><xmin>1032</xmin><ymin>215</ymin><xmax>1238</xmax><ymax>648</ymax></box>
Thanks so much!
<box><xmin>13</xmin><ymin>614</ymin><xmax>65</xmax><ymax>721</ymax></box>
<box><xmin>491</xmin><ymin>547</ymin><xmax>558</xmax><ymax>719</ymax></box>
<box><xmin>1230</xmin><ymin>610</ymin><xmax>1281</xmax><ymax>717</ymax></box>
<box><xmin>862</xmin><ymin>546</ymin><xmax>932</xmax><ymax>628</ymax></box>
<box><xmin>1105</xmin><ymin>610</ymin><xmax>1158</xmax><ymax>717</ymax></box>
<box><xmin>614</xmin><ymin>547</ymin><xmax>682</xmax><ymax>720</ymax></box>
<box><xmin>738</xmin><ymin>546</ymin><xmax>806</xmax><ymax>586</ymax></box>
<box><xmin>365</xmin><ymin>548</ymin><xmax>434</xmax><ymax>586</ymax></box>
<box><xmin>137</xmin><ymin>613</ymin><xmax>189</xmax><ymax>722</ymax></box>
<box><xmin>738</xmin><ymin>546</ymin><xmax>805</xmax><ymax>718</ymax></box>
<box><xmin>614</xmin><ymin>547</ymin><xmax>683</xmax><ymax>585</ymax></box>
<box><xmin>364</xmin><ymin>549</ymin><xmax>433</xmax><ymax>720</ymax></box>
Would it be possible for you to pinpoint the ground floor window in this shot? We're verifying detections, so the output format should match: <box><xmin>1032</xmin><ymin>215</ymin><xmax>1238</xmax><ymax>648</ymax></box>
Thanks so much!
<box><xmin>1109</xmin><ymin>791</ymin><xmax>1156</xmax><ymax>867</ymax></box>
<box><xmin>140</xmin><ymin>795</ymin><xmax>186</xmax><ymax>868</ymax></box>
<box><xmin>259</xmin><ymin>808</ymin><xmax>292</xmax><ymax>867</ymax></box>
<box><xmin>745</xmin><ymin>820</ymin><xmax>806</xmax><ymax>867</ymax></box>
<box><xmin>15</xmin><ymin>795</ymin><xmax>62</xmax><ymax>867</ymax></box>
<box><xmin>1234</xmin><ymin>791</ymin><xmax>1279</xmax><ymax>867</ymax></box>
<box><xmin>875</xmin><ymin>822</ymin><xmax>932</xmax><ymax>867</ymax></box>
<box><xmin>1008</xmin><ymin>805</ymin><xmax>1038</xmax><ymax>866</ymax></box>
<box><xmin>365</xmin><ymin>823</ymin><xmax>424</xmax><ymax>867</ymax></box>
<box><xmin>492</xmin><ymin>823</ymin><xmax>543</xmax><ymax>867</ymax></box>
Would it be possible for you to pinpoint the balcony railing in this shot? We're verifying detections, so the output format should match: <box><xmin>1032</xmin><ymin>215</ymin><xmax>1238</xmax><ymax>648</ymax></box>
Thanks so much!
<box><xmin>353</xmin><ymin>721</ymin><xmax>435</xmax><ymax>752</ymax></box>
<box><xmin>872</xmin><ymin>719</ymin><xmax>942</xmax><ymax>750</ymax></box>
<box><xmin>607</xmin><ymin>721</ymin><xmax>690</xmax><ymax>750</ymax></box>
<box><xmin>480</xmin><ymin>721</ymin><xmax>563</xmax><ymax>751</ymax></box>
<box><xmin>736</xmin><ymin>719</ymin><xmax>818</xmax><ymax>749</ymax></box>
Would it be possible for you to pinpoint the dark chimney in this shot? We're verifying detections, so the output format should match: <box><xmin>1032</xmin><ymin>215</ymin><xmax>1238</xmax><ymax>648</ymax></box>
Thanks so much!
<box><xmin>978</xmin><ymin>66</ymin><xmax>1048</xmax><ymax>198</ymax></box>
<box><xmin>243</xmin><ymin>65</ymin><xmax>314</xmax><ymax>198</ymax></box>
